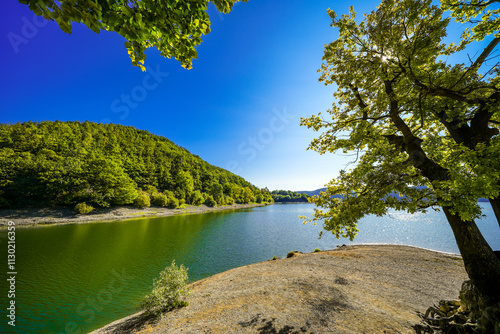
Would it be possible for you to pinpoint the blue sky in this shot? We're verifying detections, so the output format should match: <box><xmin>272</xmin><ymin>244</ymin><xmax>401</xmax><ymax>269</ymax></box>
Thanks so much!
<box><xmin>0</xmin><ymin>0</ymin><xmax>484</xmax><ymax>191</ymax></box>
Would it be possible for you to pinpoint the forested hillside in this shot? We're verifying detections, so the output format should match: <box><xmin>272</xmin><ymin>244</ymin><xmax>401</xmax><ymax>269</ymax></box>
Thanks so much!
<box><xmin>271</xmin><ymin>190</ymin><xmax>308</xmax><ymax>203</ymax></box>
<box><xmin>0</xmin><ymin>121</ymin><xmax>273</xmax><ymax>209</ymax></box>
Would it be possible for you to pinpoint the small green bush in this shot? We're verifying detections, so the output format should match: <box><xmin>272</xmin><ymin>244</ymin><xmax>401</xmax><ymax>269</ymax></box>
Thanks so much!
<box><xmin>141</xmin><ymin>260</ymin><xmax>190</xmax><ymax>317</ymax></box>
<box><xmin>314</xmin><ymin>248</ymin><xmax>321</xmax><ymax>253</ymax></box>
<box><xmin>162</xmin><ymin>191</ymin><xmax>178</xmax><ymax>209</ymax></box>
<box><xmin>204</xmin><ymin>195</ymin><xmax>217</xmax><ymax>207</ymax></box>
<box><xmin>164</xmin><ymin>190</ymin><xmax>175</xmax><ymax>198</ymax></box>
<box><xmin>134</xmin><ymin>193</ymin><xmax>151</xmax><ymax>208</ymax></box>
<box><xmin>167</xmin><ymin>195</ymin><xmax>179</xmax><ymax>209</ymax></box>
<box><xmin>145</xmin><ymin>185</ymin><xmax>158</xmax><ymax>195</ymax></box>
<box><xmin>151</xmin><ymin>192</ymin><xmax>169</xmax><ymax>207</ymax></box>
<box><xmin>190</xmin><ymin>191</ymin><xmax>204</xmax><ymax>206</ymax></box>
<box><xmin>74</xmin><ymin>202</ymin><xmax>94</xmax><ymax>214</ymax></box>
<box><xmin>215</xmin><ymin>196</ymin><xmax>225</xmax><ymax>206</ymax></box>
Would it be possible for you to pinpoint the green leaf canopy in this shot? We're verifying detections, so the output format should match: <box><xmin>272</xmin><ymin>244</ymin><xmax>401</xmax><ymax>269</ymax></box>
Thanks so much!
<box><xmin>19</xmin><ymin>0</ymin><xmax>247</xmax><ymax>70</ymax></box>
<box><xmin>301</xmin><ymin>0</ymin><xmax>500</xmax><ymax>238</ymax></box>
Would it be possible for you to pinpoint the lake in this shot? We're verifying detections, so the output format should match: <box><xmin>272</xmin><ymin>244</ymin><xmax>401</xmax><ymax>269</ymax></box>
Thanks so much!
<box><xmin>1</xmin><ymin>203</ymin><xmax>499</xmax><ymax>333</ymax></box>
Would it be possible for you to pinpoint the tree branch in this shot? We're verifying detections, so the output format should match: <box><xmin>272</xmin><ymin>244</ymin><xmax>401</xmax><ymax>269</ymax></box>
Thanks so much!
<box><xmin>349</xmin><ymin>84</ymin><xmax>368</xmax><ymax>119</ymax></box>
<box><xmin>472</xmin><ymin>37</ymin><xmax>500</xmax><ymax>70</ymax></box>
<box><xmin>384</xmin><ymin>80</ymin><xmax>450</xmax><ymax>182</ymax></box>
<box><xmin>451</xmin><ymin>37</ymin><xmax>500</xmax><ymax>89</ymax></box>
<box><xmin>447</xmin><ymin>0</ymin><xmax>500</xmax><ymax>8</ymax></box>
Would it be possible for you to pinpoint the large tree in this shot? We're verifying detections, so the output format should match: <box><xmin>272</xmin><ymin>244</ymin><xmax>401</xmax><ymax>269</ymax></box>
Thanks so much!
<box><xmin>301</xmin><ymin>0</ymin><xmax>500</xmax><ymax>331</ymax></box>
<box><xmin>19</xmin><ymin>0</ymin><xmax>247</xmax><ymax>70</ymax></box>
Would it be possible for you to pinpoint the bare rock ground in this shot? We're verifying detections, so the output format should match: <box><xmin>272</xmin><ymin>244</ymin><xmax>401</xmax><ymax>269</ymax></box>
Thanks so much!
<box><xmin>91</xmin><ymin>244</ymin><xmax>468</xmax><ymax>334</ymax></box>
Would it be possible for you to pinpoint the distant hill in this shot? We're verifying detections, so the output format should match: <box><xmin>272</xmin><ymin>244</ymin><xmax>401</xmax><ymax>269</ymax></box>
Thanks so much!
<box><xmin>0</xmin><ymin>121</ymin><xmax>273</xmax><ymax>209</ymax></box>
<box><xmin>298</xmin><ymin>188</ymin><xmax>327</xmax><ymax>197</ymax></box>
<box><xmin>299</xmin><ymin>187</ymin><xmax>490</xmax><ymax>203</ymax></box>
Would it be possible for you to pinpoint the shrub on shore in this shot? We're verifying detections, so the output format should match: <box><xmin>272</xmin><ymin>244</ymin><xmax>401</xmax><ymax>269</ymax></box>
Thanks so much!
<box><xmin>204</xmin><ymin>195</ymin><xmax>217</xmax><ymax>207</ymax></box>
<box><xmin>190</xmin><ymin>190</ymin><xmax>204</xmax><ymax>206</ymax></box>
<box><xmin>74</xmin><ymin>202</ymin><xmax>94</xmax><ymax>214</ymax></box>
<box><xmin>134</xmin><ymin>193</ymin><xmax>151</xmax><ymax>208</ymax></box>
<box><xmin>151</xmin><ymin>192</ymin><xmax>169</xmax><ymax>207</ymax></box>
<box><xmin>141</xmin><ymin>260</ymin><xmax>190</xmax><ymax>317</ymax></box>
<box><xmin>225</xmin><ymin>196</ymin><xmax>235</xmax><ymax>205</ymax></box>
<box><xmin>167</xmin><ymin>196</ymin><xmax>179</xmax><ymax>209</ymax></box>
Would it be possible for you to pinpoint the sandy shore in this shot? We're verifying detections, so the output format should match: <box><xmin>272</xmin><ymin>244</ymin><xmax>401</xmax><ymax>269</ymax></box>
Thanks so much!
<box><xmin>0</xmin><ymin>203</ymin><xmax>267</xmax><ymax>228</ymax></box>
<box><xmin>90</xmin><ymin>244</ymin><xmax>468</xmax><ymax>334</ymax></box>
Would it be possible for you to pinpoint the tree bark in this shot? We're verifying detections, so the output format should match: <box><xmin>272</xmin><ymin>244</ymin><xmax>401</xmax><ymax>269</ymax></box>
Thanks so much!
<box><xmin>489</xmin><ymin>197</ymin><xmax>500</xmax><ymax>231</ymax></box>
<box><xmin>443</xmin><ymin>206</ymin><xmax>500</xmax><ymax>298</ymax></box>
<box><xmin>443</xmin><ymin>207</ymin><xmax>500</xmax><ymax>332</ymax></box>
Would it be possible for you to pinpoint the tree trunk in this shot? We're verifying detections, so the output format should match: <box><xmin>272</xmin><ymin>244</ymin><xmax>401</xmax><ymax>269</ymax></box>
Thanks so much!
<box><xmin>382</xmin><ymin>77</ymin><xmax>500</xmax><ymax>331</ymax></box>
<box><xmin>489</xmin><ymin>197</ymin><xmax>500</xmax><ymax>231</ymax></box>
<box><xmin>443</xmin><ymin>207</ymin><xmax>500</xmax><ymax>297</ymax></box>
<box><xmin>443</xmin><ymin>207</ymin><xmax>500</xmax><ymax>333</ymax></box>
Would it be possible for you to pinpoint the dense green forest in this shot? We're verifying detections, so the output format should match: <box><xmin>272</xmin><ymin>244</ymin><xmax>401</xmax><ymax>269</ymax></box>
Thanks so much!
<box><xmin>271</xmin><ymin>190</ymin><xmax>308</xmax><ymax>203</ymax></box>
<box><xmin>0</xmin><ymin>121</ymin><xmax>273</xmax><ymax>210</ymax></box>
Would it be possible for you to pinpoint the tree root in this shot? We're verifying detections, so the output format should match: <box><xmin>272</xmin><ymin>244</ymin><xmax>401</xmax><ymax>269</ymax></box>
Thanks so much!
<box><xmin>413</xmin><ymin>300</ymin><xmax>480</xmax><ymax>334</ymax></box>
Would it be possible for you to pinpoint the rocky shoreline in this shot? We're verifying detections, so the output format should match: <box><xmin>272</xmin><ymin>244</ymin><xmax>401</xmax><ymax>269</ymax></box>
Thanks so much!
<box><xmin>90</xmin><ymin>244</ymin><xmax>468</xmax><ymax>334</ymax></box>
<box><xmin>0</xmin><ymin>203</ymin><xmax>267</xmax><ymax>228</ymax></box>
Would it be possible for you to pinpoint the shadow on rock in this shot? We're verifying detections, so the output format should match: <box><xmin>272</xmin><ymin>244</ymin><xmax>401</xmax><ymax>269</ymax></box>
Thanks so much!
<box><xmin>100</xmin><ymin>312</ymin><xmax>159</xmax><ymax>334</ymax></box>
<box><xmin>239</xmin><ymin>314</ymin><xmax>313</xmax><ymax>334</ymax></box>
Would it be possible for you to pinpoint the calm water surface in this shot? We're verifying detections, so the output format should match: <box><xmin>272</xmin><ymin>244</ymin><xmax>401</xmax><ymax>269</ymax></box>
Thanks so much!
<box><xmin>0</xmin><ymin>203</ymin><xmax>499</xmax><ymax>333</ymax></box>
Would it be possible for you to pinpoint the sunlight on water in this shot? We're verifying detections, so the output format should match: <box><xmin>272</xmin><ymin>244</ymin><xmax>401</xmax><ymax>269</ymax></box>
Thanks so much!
<box><xmin>350</xmin><ymin>203</ymin><xmax>500</xmax><ymax>254</ymax></box>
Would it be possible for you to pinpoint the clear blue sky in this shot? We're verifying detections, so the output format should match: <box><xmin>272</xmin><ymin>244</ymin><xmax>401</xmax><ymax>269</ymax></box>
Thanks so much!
<box><xmin>0</xmin><ymin>0</ymin><xmax>474</xmax><ymax>191</ymax></box>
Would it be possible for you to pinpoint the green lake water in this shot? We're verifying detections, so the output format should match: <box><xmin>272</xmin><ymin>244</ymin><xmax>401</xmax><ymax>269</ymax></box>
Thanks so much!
<box><xmin>0</xmin><ymin>203</ymin><xmax>499</xmax><ymax>333</ymax></box>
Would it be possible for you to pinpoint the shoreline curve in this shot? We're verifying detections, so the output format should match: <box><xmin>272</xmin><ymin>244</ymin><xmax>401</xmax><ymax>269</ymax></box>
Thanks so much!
<box><xmin>90</xmin><ymin>244</ymin><xmax>467</xmax><ymax>334</ymax></box>
<box><xmin>0</xmin><ymin>203</ymin><xmax>268</xmax><ymax>229</ymax></box>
